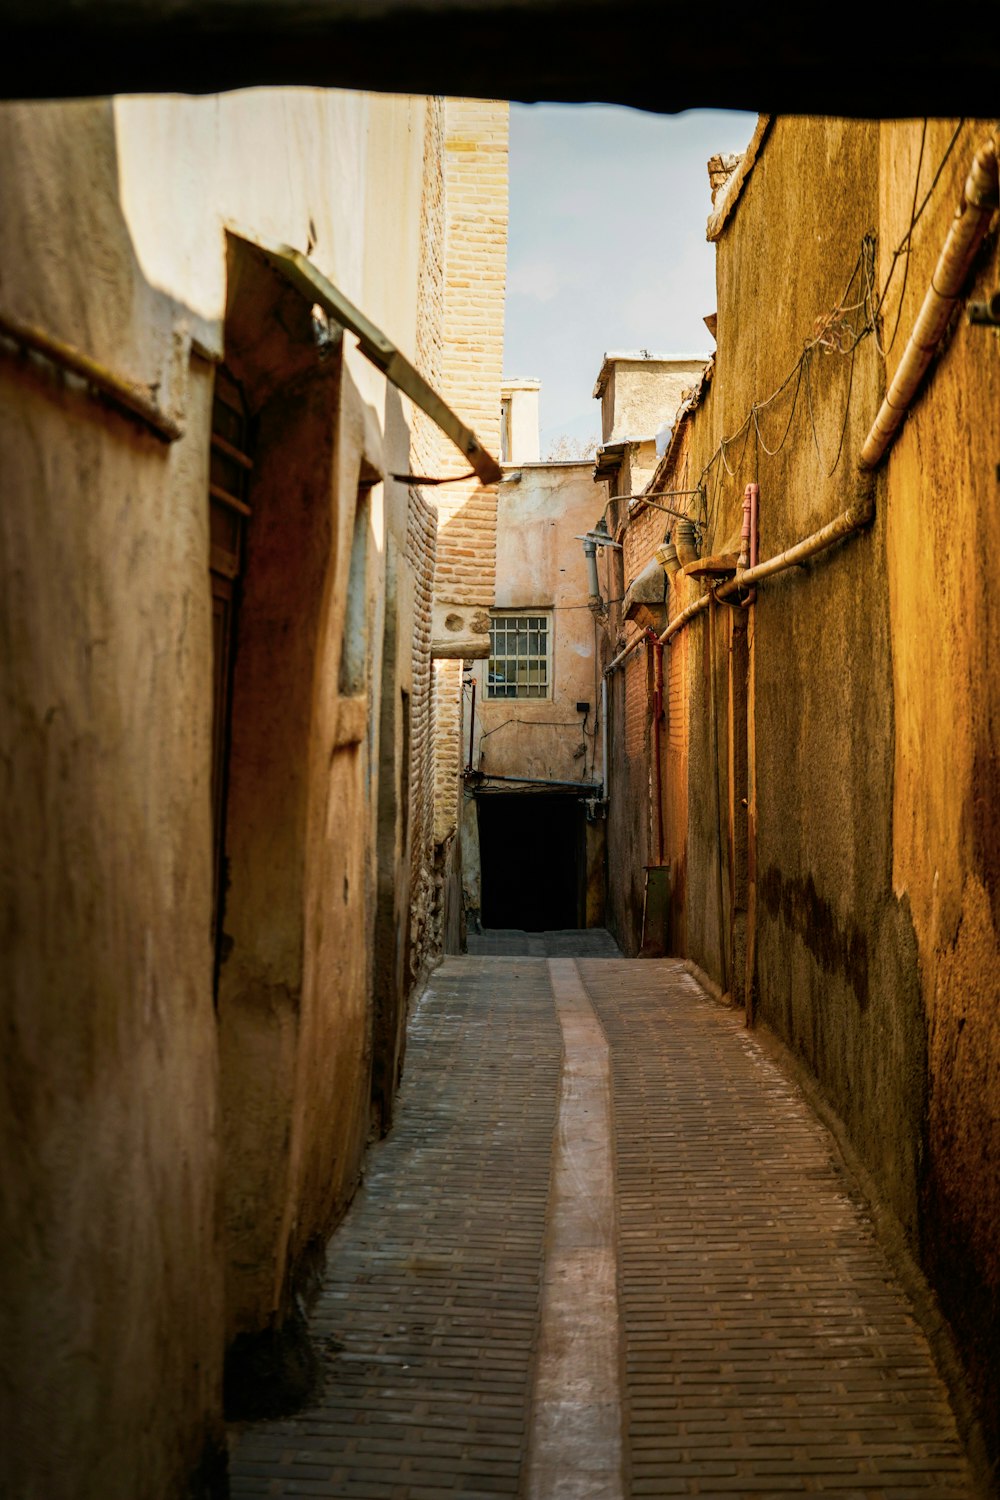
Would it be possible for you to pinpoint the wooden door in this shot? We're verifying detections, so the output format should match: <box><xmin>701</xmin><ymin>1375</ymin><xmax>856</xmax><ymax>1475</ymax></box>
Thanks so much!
<box><xmin>209</xmin><ymin>367</ymin><xmax>253</xmax><ymax>954</ymax></box>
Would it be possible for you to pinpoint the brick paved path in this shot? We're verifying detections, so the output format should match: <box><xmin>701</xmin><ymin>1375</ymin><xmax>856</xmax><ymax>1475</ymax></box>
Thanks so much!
<box><xmin>229</xmin><ymin>956</ymin><xmax>976</xmax><ymax>1499</ymax></box>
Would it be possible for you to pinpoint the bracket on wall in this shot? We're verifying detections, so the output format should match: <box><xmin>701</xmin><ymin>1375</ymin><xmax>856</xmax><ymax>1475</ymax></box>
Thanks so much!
<box><xmin>968</xmin><ymin>291</ymin><xmax>1000</xmax><ymax>327</ymax></box>
<box><xmin>247</xmin><ymin>234</ymin><xmax>502</xmax><ymax>486</ymax></box>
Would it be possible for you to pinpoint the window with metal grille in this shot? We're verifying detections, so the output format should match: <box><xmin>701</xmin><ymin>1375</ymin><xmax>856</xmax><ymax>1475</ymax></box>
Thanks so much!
<box><xmin>487</xmin><ymin>612</ymin><xmax>551</xmax><ymax>698</ymax></box>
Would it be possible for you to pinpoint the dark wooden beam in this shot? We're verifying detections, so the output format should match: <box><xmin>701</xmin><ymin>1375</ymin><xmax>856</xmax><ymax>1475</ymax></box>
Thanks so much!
<box><xmin>1</xmin><ymin>0</ymin><xmax>998</xmax><ymax>116</ymax></box>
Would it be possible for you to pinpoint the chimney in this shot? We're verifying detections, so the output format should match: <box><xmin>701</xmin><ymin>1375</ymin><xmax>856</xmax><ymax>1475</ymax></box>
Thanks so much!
<box><xmin>500</xmin><ymin>379</ymin><xmax>540</xmax><ymax>464</ymax></box>
<box><xmin>707</xmin><ymin>152</ymin><xmax>742</xmax><ymax>206</ymax></box>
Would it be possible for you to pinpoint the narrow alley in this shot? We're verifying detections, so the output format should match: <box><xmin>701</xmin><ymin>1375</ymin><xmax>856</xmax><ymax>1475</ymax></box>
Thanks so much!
<box><xmin>229</xmin><ymin>944</ymin><xmax>975</xmax><ymax>1499</ymax></box>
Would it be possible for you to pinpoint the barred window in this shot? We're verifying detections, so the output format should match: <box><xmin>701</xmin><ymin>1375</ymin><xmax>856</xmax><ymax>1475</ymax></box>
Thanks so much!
<box><xmin>487</xmin><ymin>612</ymin><xmax>551</xmax><ymax>698</ymax></box>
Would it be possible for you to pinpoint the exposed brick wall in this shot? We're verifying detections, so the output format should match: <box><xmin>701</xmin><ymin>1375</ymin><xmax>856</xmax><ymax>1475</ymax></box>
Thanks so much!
<box><xmin>412</xmin><ymin>97</ymin><xmax>445</xmax><ymax>485</ymax></box>
<box><xmin>407</xmin><ymin>95</ymin><xmax>510</xmax><ymax>966</ymax></box>
<box><xmin>605</xmin><ymin>417</ymin><xmax>700</xmax><ymax>952</ymax></box>
<box><xmin>433</xmin><ymin>657</ymin><xmax>464</xmax><ymax>847</ymax></box>
<box><xmin>622</xmin><ymin>503</ymin><xmax>664</xmax><ymax>599</ymax></box>
<box><xmin>624</xmin><ymin>649</ymin><xmax>649</xmax><ymax>779</ymax></box>
<box><xmin>407</xmin><ymin>97</ymin><xmax>446</xmax><ymax>979</ymax></box>
<box><xmin>665</xmin><ymin>572</ymin><xmax>690</xmax><ymax>952</ymax></box>
<box><xmin>433</xmin><ymin>98</ymin><xmax>508</xmax><ymax>609</ymax></box>
<box><xmin>428</xmin><ymin>98</ymin><xmax>509</xmax><ymax>901</ymax></box>
<box><xmin>406</xmin><ymin>487</ymin><xmax>438</xmax><ymax>984</ymax></box>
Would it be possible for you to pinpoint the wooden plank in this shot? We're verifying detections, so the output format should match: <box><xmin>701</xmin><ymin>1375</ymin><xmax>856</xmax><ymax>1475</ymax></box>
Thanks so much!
<box><xmin>210</xmin><ymin>481</ymin><xmax>252</xmax><ymax>517</ymax></box>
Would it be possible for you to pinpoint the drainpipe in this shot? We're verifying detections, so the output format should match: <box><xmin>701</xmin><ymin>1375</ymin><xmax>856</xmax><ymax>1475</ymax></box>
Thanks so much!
<box><xmin>708</xmin><ymin>594</ymin><xmax>729</xmax><ymax>995</ymax></box>
<box><xmin>647</xmin><ymin>631</ymin><xmax>665</xmax><ymax>865</ymax></box>
<box><xmin>582</xmin><ymin>536</ymin><xmax>601</xmax><ymax>604</ymax></box>
<box><xmin>601</xmin><ymin>678</ymin><xmax>609</xmax><ymax>801</ymax></box>
<box><xmin>654</xmin><ymin>488</ymin><xmax>874</xmax><ymax>650</ymax></box>
<box><xmin>860</xmin><ymin>134</ymin><xmax>999</xmax><ymax>470</ymax></box>
<box><xmin>605</xmin><ymin>633</ymin><xmax>647</xmax><ymax>674</ymax></box>
<box><xmin>715</xmin><ymin>488</ymin><xmax>873</xmax><ymax>601</ymax></box>
<box><xmin>467</xmin><ymin>679</ymin><xmax>476</xmax><ymax>773</ymax></box>
<box><xmin>736</xmin><ymin>482</ymin><xmax>759</xmax><ymax>605</ymax></box>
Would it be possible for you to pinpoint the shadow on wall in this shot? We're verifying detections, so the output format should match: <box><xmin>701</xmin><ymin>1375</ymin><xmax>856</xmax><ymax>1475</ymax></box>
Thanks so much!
<box><xmin>216</xmin><ymin>236</ymin><xmax>397</xmax><ymax>1418</ymax></box>
<box><xmin>0</xmin><ymin>98</ymin><xmax>228</xmax><ymax>1499</ymax></box>
<box><xmin>0</xmin><ymin>104</ymin><xmax>425</xmax><ymax>1496</ymax></box>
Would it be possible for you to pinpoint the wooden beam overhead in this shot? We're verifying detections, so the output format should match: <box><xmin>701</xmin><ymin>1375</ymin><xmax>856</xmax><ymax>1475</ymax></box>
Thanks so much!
<box><xmin>0</xmin><ymin>0</ymin><xmax>997</xmax><ymax>115</ymax></box>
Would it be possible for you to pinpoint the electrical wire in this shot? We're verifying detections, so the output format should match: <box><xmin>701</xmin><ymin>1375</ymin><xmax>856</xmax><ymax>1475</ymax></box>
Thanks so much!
<box><xmin>686</xmin><ymin>122</ymin><xmax>967</xmax><ymax>538</ymax></box>
<box><xmin>479</xmin><ymin>717</ymin><xmax>589</xmax><ymax>739</ymax></box>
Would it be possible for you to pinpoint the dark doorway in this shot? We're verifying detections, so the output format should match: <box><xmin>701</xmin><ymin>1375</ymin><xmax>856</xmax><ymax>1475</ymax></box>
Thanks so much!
<box><xmin>478</xmin><ymin>793</ymin><xmax>585</xmax><ymax>930</ymax></box>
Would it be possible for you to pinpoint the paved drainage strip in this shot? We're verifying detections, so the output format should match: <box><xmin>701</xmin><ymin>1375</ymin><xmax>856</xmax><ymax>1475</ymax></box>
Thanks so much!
<box><xmin>525</xmin><ymin>958</ymin><xmax>626</xmax><ymax>1500</ymax></box>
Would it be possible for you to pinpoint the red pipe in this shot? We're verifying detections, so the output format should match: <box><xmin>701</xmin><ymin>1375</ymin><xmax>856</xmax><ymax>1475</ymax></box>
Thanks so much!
<box><xmin>738</xmin><ymin>482</ymin><xmax>759</xmax><ymax>605</ymax></box>
<box><xmin>646</xmin><ymin>630</ymin><xmax>665</xmax><ymax>865</ymax></box>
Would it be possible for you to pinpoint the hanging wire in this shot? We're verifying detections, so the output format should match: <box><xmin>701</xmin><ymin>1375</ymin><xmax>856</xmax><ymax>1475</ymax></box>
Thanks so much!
<box><xmin>688</xmin><ymin>121</ymin><xmax>966</xmax><ymax>533</ymax></box>
<box><xmin>594</xmin><ymin>124</ymin><xmax>966</xmax><ymax>564</ymax></box>
<box><xmin>876</xmin><ymin>119</ymin><xmax>928</xmax><ymax>358</ymax></box>
<box><xmin>871</xmin><ymin>118</ymin><xmax>966</xmax><ymax>354</ymax></box>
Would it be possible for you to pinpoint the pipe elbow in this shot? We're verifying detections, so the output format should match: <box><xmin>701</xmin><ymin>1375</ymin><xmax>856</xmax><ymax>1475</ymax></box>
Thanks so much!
<box><xmin>965</xmin><ymin>139</ymin><xmax>999</xmax><ymax>211</ymax></box>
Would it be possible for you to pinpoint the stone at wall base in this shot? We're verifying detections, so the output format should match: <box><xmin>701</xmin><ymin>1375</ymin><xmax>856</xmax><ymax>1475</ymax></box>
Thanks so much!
<box><xmin>187</xmin><ymin>1434</ymin><xmax>229</xmax><ymax>1499</ymax></box>
<box><xmin>223</xmin><ymin>1308</ymin><xmax>319</xmax><ymax>1422</ymax></box>
<box><xmin>683</xmin><ymin>957</ymin><xmax>736</xmax><ymax>1008</ymax></box>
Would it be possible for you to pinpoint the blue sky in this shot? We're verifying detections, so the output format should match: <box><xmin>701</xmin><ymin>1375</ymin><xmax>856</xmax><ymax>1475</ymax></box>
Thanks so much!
<box><xmin>504</xmin><ymin>105</ymin><xmax>757</xmax><ymax>454</ymax></box>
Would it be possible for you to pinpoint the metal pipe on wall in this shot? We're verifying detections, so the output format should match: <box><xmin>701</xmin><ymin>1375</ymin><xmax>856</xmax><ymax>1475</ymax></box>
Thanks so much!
<box><xmin>604</xmin><ymin>632</ymin><xmax>647</xmax><ymax>675</ymax></box>
<box><xmin>583</xmin><ymin>537</ymin><xmax>601</xmax><ymax>602</ymax></box>
<box><xmin>601</xmin><ymin>678</ymin><xmax>609</xmax><ymax>801</ymax></box>
<box><xmin>649</xmin><ymin>482</ymin><xmax>876</xmax><ymax>660</ymax></box>
<box><xmin>707</xmin><ymin>594</ymin><xmax>729</xmax><ymax>995</ymax></box>
<box><xmin>714</xmin><ymin>489</ymin><xmax>873</xmax><ymax>602</ymax></box>
<box><xmin>647</xmin><ymin>633</ymin><xmax>665</xmax><ymax>865</ymax></box>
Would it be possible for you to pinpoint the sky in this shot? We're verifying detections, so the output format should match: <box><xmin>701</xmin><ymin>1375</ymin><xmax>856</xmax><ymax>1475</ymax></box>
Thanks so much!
<box><xmin>504</xmin><ymin>105</ymin><xmax>757</xmax><ymax>455</ymax></box>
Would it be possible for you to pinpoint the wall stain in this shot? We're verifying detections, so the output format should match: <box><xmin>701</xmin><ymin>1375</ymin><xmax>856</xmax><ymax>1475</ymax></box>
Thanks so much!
<box><xmin>971</xmin><ymin>741</ymin><xmax>1000</xmax><ymax>934</ymax></box>
<box><xmin>759</xmin><ymin>865</ymin><xmax>870</xmax><ymax>1009</ymax></box>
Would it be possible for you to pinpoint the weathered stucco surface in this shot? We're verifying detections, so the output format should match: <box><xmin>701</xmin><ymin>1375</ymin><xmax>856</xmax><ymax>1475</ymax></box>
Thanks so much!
<box><xmin>606</xmin><ymin>115</ymin><xmax>1000</xmax><ymax>1464</ymax></box>
<box><xmin>462</xmin><ymin>459</ymin><xmax>606</xmax><ymax>926</ymax></box>
<box><xmin>470</xmin><ymin>462</ymin><xmax>603</xmax><ymax>785</ymax></box>
<box><xmin>880</xmin><ymin>119</ymin><xmax>1000</xmax><ymax>1463</ymax></box>
<box><xmin>0</xmin><ymin>86</ymin><xmax>504</xmax><ymax>1496</ymax></box>
<box><xmin>595</xmin><ymin>356</ymin><xmax>708</xmax><ymax>444</ymax></box>
<box><xmin>703</xmin><ymin>119</ymin><xmax>928</xmax><ymax>1243</ymax></box>
<box><xmin>0</xmin><ymin>98</ymin><xmax>229</xmax><ymax>1500</ymax></box>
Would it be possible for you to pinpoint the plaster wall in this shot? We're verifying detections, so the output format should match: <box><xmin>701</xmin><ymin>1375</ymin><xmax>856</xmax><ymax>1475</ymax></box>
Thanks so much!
<box><xmin>0</xmin><ymin>87</ymin><xmax>448</xmax><ymax>1495</ymax></box>
<box><xmin>675</xmin><ymin>118</ymin><xmax>925</xmax><ymax>1233</ymax></box>
<box><xmin>501</xmin><ymin>380</ymin><xmax>541</xmax><ymax>464</ymax></box>
<box><xmin>469</xmin><ymin>463</ymin><xmax>603</xmax><ymax>787</ymax></box>
<box><xmin>597</xmin><ymin>358</ymin><xmax>708</xmax><ymax>444</ymax></box>
<box><xmin>879</xmin><ymin>119</ymin><xmax>1000</xmax><ymax>1462</ymax></box>
<box><xmin>462</xmin><ymin>460</ymin><xmax>605</xmax><ymax>925</ymax></box>
<box><xmin>612</xmin><ymin>114</ymin><xmax>999</xmax><ymax>1461</ymax></box>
